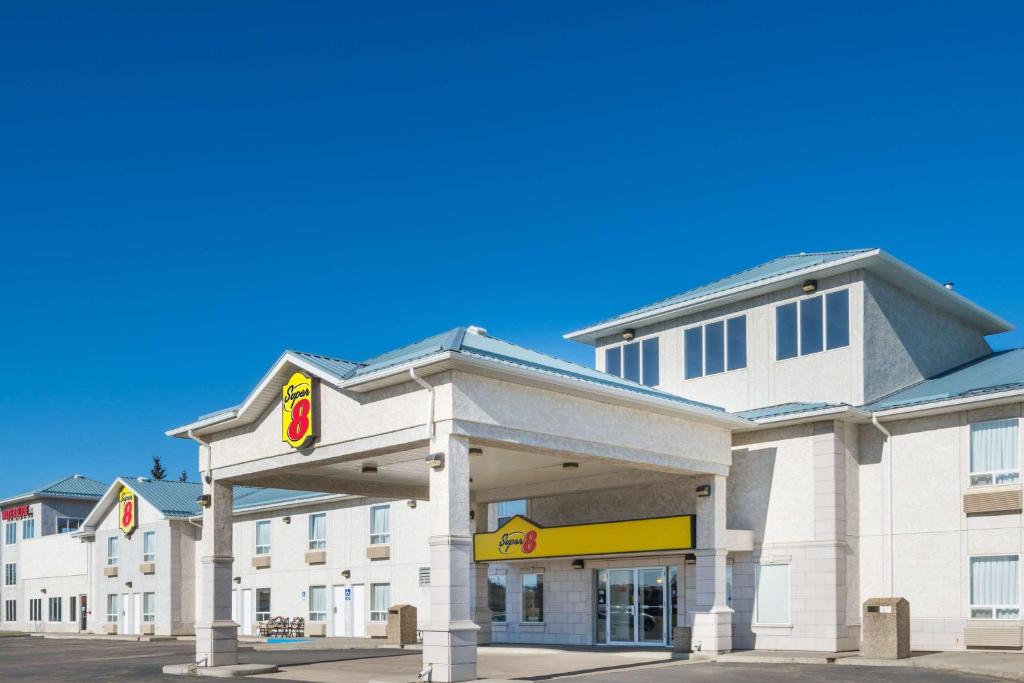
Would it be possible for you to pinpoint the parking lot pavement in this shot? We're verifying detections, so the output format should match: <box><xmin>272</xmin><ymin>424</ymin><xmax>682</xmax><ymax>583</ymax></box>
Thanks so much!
<box><xmin>566</xmin><ymin>662</ymin><xmax>1002</xmax><ymax>683</ymax></box>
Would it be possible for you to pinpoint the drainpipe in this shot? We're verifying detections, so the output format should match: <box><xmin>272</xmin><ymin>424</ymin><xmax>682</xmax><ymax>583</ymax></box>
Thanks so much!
<box><xmin>187</xmin><ymin>429</ymin><xmax>213</xmax><ymax>485</ymax></box>
<box><xmin>409</xmin><ymin>367</ymin><xmax>435</xmax><ymax>438</ymax></box>
<box><xmin>871</xmin><ymin>415</ymin><xmax>894</xmax><ymax>597</ymax></box>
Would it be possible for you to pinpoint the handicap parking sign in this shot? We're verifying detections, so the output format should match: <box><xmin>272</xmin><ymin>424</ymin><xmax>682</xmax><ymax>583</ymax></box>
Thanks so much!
<box><xmin>344</xmin><ymin>588</ymin><xmax>352</xmax><ymax>601</ymax></box>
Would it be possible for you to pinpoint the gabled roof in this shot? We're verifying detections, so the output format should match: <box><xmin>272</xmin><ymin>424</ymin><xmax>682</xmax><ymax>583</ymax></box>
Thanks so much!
<box><xmin>565</xmin><ymin>249</ymin><xmax>1012</xmax><ymax>344</ymax></box>
<box><xmin>167</xmin><ymin>326</ymin><xmax>748</xmax><ymax>438</ymax></box>
<box><xmin>866</xmin><ymin>349</ymin><xmax>1024</xmax><ymax>413</ymax></box>
<box><xmin>0</xmin><ymin>474</ymin><xmax>108</xmax><ymax>506</ymax></box>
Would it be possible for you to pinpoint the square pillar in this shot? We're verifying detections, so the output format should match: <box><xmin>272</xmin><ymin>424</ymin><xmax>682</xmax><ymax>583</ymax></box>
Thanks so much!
<box><xmin>195</xmin><ymin>479</ymin><xmax>237</xmax><ymax>668</ymax></box>
<box><xmin>691</xmin><ymin>474</ymin><xmax>732</xmax><ymax>654</ymax></box>
<box><xmin>421</xmin><ymin>428</ymin><xmax>479</xmax><ymax>683</ymax></box>
<box><xmin>471</xmin><ymin>502</ymin><xmax>492</xmax><ymax>645</ymax></box>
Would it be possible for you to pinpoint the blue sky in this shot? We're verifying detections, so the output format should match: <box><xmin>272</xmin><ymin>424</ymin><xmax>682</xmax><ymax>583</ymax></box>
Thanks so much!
<box><xmin>1</xmin><ymin>2</ymin><xmax>1022</xmax><ymax>495</ymax></box>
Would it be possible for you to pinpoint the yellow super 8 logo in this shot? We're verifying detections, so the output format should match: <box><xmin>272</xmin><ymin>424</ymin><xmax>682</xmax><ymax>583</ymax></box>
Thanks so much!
<box><xmin>282</xmin><ymin>372</ymin><xmax>315</xmax><ymax>448</ymax></box>
<box><xmin>118</xmin><ymin>487</ymin><xmax>138</xmax><ymax>537</ymax></box>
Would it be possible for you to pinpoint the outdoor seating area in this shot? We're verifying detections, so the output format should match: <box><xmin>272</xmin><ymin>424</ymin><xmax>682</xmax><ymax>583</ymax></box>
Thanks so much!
<box><xmin>257</xmin><ymin>616</ymin><xmax>306</xmax><ymax>638</ymax></box>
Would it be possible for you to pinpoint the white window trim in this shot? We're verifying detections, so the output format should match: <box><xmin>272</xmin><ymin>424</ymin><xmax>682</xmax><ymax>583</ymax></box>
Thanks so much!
<box><xmin>5</xmin><ymin>522</ymin><xmax>16</xmax><ymax>545</ymax></box>
<box><xmin>370</xmin><ymin>582</ymin><xmax>391</xmax><ymax>623</ymax></box>
<box><xmin>308</xmin><ymin>513</ymin><xmax>327</xmax><ymax>551</ymax></box>
<box><xmin>106</xmin><ymin>595</ymin><xmax>118</xmax><ymax>623</ymax></box>
<box><xmin>683</xmin><ymin>314</ymin><xmax>747</xmax><ymax>380</ymax></box>
<box><xmin>256</xmin><ymin>588</ymin><xmax>272</xmax><ymax>622</ymax></box>
<box><xmin>520</xmin><ymin>572</ymin><xmax>545</xmax><ymax>625</ymax></box>
<box><xmin>4</xmin><ymin>563</ymin><xmax>16</xmax><ymax>587</ymax></box>
<box><xmin>969</xmin><ymin>419</ymin><xmax>1021</xmax><ymax>488</ymax></box>
<box><xmin>774</xmin><ymin>288</ymin><xmax>850</xmax><ymax>362</ymax></box>
<box><xmin>255</xmin><ymin>520</ymin><xmax>271</xmax><ymax>556</ymax></box>
<box><xmin>143</xmin><ymin>531</ymin><xmax>156</xmax><ymax>562</ymax></box>
<box><xmin>969</xmin><ymin>554</ymin><xmax>1021</xmax><ymax>620</ymax></box>
<box><xmin>369</xmin><ymin>505</ymin><xmax>391</xmax><ymax>545</ymax></box>
<box><xmin>308</xmin><ymin>585</ymin><xmax>327</xmax><ymax>622</ymax></box>
<box><xmin>752</xmin><ymin>563</ymin><xmax>792</xmax><ymax>627</ymax></box>
<box><xmin>29</xmin><ymin>598</ymin><xmax>42</xmax><ymax>623</ymax></box>
<box><xmin>106</xmin><ymin>537</ymin><xmax>118</xmax><ymax>566</ymax></box>
<box><xmin>603</xmin><ymin>334</ymin><xmax>660</xmax><ymax>386</ymax></box>
<box><xmin>57</xmin><ymin>517</ymin><xmax>83</xmax><ymax>534</ymax></box>
<box><xmin>143</xmin><ymin>592</ymin><xmax>156</xmax><ymax>623</ymax></box>
<box><xmin>22</xmin><ymin>518</ymin><xmax>35</xmax><ymax>540</ymax></box>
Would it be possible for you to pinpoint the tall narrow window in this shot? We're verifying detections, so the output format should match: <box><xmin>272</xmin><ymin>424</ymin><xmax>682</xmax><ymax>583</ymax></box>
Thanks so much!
<box><xmin>826</xmin><ymin>289</ymin><xmax>850</xmax><ymax>349</ymax></box>
<box><xmin>309</xmin><ymin>513</ymin><xmax>327</xmax><ymax>550</ymax></box>
<box><xmin>48</xmin><ymin>597</ymin><xmax>62</xmax><ymax>623</ymax></box>
<box><xmin>684</xmin><ymin>327</ymin><xmax>703</xmax><ymax>379</ymax></box>
<box><xmin>69</xmin><ymin>596</ymin><xmax>76</xmax><ymax>623</ymax></box>
<box><xmin>704</xmin><ymin>321</ymin><xmax>725</xmax><ymax>375</ymax></box>
<box><xmin>370</xmin><ymin>505</ymin><xmax>390</xmax><ymax>545</ymax></box>
<box><xmin>799</xmin><ymin>297</ymin><xmax>824</xmax><ymax>355</ymax></box>
<box><xmin>308</xmin><ymin>586</ymin><xmax>327</xmax><ymax>622</ymax></box>
<box><xmin>106</xmin><ymin>537</ymin><xmax>118</xmax><ymax>566</ymax></box>
<box><xmin>256</xmin><ymin>589</ymin><xmax>271</xmax><ymax>622</ymax></box>
<box><xmin>496</xmin><ymin>499</ymin><xmax>527</xmax><ymax>529</ymax></box>
<box><xmin>4</xmin><ymin>600</ymin><xmax>14</xmax><ymax>622</ymax></box>
<box><xmin>4</xmin><ymin>564</ymin><xmax>15</xmax><ymax>586</ymax></box>
<box><xmin>22</xmin><ymin>518</ymin><xmax>34</xmax><ymax>540</ymax></box>
<box><xmin>370</xmin><ymin>583</ymin><xmax>391</xmax><ymax>622</ymax></box>
<box><xmin>622</xmin><ymin>342</ymin><xmax>640</xmax><ymax>383</ymax></box>
<box><xmin>488</xmin><ymin>573</ymin><xmax>507</xmax><ymax>623</ymax></box>
<box><xmin>641</xmin><ymin>337</ymin><xmax>660</xmax><ymax>386</ymax></box>
<box><xmin>4</xmin><ymin>523</ymin><xmax>15</xmax><ymax>546</ymax></box>
<box><xmin>106</xmin><ymin>594</ymin><xmax>118</xmax><ymax>623</ymax></box>
<box><xmin>143</xmin><ymin>531</ymin><xmax>156</xmax><ymax>562</ymax></box>
<box><xmin>970</xmin><ymin>419</ymin><xmax>1020</xmax><ymax>486</ymax></box>
<box><xmin>755</xmin><ymin>564</ymin><xmax>790</xmax><ymax>625</ymax></box>
<box><xmin>255</xmin><ymin>520</ymin><xmax>271</xmax><ymax>555</ymax></box>
<box><xmin>29</xmin><ymin>599</ymin><xmax>42</xmax><ymax>623</ymax></box>
<box><xmin>522</xmin><ymin>573</ymin><xmax>544</xmax><ymax>623</ymax></box>
<box><xmin>604</xmin><ymin>347</ymin><xmax>621</xmax><ymax>377</ymax></box>
<box><xmin>727</xmin><ymin>316</ymin><xmax>747</xmax><ymax>370</ymax></box>
<box><xmin>970</xmin><ymin>555</ymin><xmax>1020</xmax><ymax>619</ymax></box>
<box><xmin>143</xmin><ymin>593</ymin><xmax>155</xmax><ymax>623</ymax></box>
<box><xmin>775</xmin><ymin>303</ymin><xmax>799</xmax><ymax>360</ymax></box>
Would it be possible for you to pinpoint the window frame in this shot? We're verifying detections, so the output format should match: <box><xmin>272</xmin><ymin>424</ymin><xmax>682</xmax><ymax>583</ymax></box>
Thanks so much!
<box><xmin>683</xmin><ymin>314</ymin><xmax>748</xmax><ymax>380</ymax></box>
<box><xmin>969</xmin><ymin>419</ymin><xmax>1021</xmax><ymax>487</ymax></box>
<box><xmin>57</xmin><ymin>517</ymin><xmax>83</xmax><ymax>534</ymax></box>
<box><xmin>753</xmin><ymin>563</ymin><xmax>791</xmax><ymax>626</ymax></box>
<box><xmin>69</xmin><ymin>596</ymin><xmax>77</xmax><ymax>623</ymax></box>
<box><xmin>488</xmin><ymin>572</ymin><xmax>507</xmax><ymax>623</ymax></box>
<box><xmin>255</xmin><ymin>520</ymin><xmax>271</xmax><ymax>556</ymax></box>
<box><xmin>308</xmin><ymin>585</ymin><xmax>327</xmax><ymax>623</ymax></box>
<box><xmin>143</xmin><ymin>530</ymin><xmax>156</xmax><ymax>563</ymax></box>
<box><xmin>256</xmin><ymin>588</ymin><xmax>272</xmax><ymax>622</ymax></box>
<box><xmin>106</xmin><ymin>594</ymin><xmax>118</xmax><ymax>623</ymax></box>
<box><xmin>369</xmin><ymin>505</ymin><xmax>391</xmax><ymax>545</ymax></box>
<box><xmin>602</xmin><ymin>334</ymin><xmax>662</xmax><ymax>387</ymax></box>
<box><xmin>495</xmin><ymin>499</ymin><xmax>528</xmax><ymax>530</ymax></box>
<box><xmin>106</xmin><ymin>536</ymin><xmax>118</xmax><ymax>566</ymax></box>
<box><xmin>969</xmin><ymin>554</ymin><xmax>1021</xmax><ymax>620</ymax></box>
<box><xmin>308</xmin><ymin>513</ymin><xmax>327</xmax><ymax>551</ymax></box>
<box><xmin>22</xmin><ymin>518</ymin><xmax>34</xmax><ymax>540</ymax></box>
<box><xmin>3</xmin><ymin>600</ymin><xmax>14</xmax><ymax>623</ymax></box>
<box><xmin>5</xmin><ymin>522</ymin><xmax>15</xmax><ymax>546</ymax></box>
<box><xmin>370</xmin><ymin>582</ymin><xmax>391</xmax><ymax>623</ymax></box>
<box><xmin>4</xmin><ymin>563</ymin><xmax>16</xmax><ymax>586</ymax></box>
<box><xmin>29</xmin><ymin>598</ymin><xmax>42</xmax><ymax>623</ymax></box>
<box><xmin>521</xmin><ymin>572</ymin><xmax>544</xmax><ymax>624</ymax></box>
<box><xmin>775</xmin><ymin>289</ymin><xmax>850</xmax><ymax>362</ymax></box>
<box><xmin>143</xmin><ymin>592</ymin><xmax>156</xmax><ymax>623</ymax></box>
<box><xmin>47</xmin><ymin>596</ymin><xmax>62</xmax><ymax>623</ymax></box>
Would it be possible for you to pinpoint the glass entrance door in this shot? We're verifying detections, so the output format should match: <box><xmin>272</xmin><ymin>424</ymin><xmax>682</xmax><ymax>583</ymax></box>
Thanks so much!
<box><xmin>599</xmin><ymin>567</ymin><xmax>668</xmax><ymax>646</ymax></box>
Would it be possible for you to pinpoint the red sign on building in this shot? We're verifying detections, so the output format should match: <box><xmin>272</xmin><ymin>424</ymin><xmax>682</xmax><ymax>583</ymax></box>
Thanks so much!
<box><xmin>1</xmin><ymin>505</ymin><xmax>31</xmax><ymax>522</ymax></box>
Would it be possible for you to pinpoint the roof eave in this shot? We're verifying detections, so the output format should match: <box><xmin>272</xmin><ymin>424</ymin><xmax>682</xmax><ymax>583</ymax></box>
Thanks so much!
<box><xmin>736</xmin><ymin>406</ymin><xmax>873</xmax><ymax>430</ymax></box>
<box><xmin>872</xmin><ymin>387</ymin><xmax>1024</xmax><ymax>420</ymax></box>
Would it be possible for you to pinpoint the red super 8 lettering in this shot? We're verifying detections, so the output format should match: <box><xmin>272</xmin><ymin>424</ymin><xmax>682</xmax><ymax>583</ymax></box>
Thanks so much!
<box><xmin>2</xmin><ymin>506</ymin><xmax>30</xmax><ymax>521</ymax></box>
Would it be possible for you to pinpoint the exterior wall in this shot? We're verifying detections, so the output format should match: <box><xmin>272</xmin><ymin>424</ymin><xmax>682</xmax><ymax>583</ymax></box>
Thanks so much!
<box><xmin>862</xmin><ymin>273</ymin><xmax>991</xmax><ymax>402</ymax></box>
<box><xmin>594</xmin><ymin>272</ymin><xmax>866</xmax><ymax>412</ymax></box>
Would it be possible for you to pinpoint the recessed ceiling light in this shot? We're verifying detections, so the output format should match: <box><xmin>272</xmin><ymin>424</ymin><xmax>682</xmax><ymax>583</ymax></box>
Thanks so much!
<box><xmin>562</xmin><ymin>462</ymin><xmax>579</xmax><ymax>470</ymax></box>
<box><xmin>361</xmin><ymin>464</ymin><xmax>378</xmax><ymax>474</ymax></box>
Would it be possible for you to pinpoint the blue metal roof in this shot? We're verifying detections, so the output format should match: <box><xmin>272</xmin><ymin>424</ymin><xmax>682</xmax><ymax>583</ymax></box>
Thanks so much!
<box><xmin>737</xmin><ymin>402</ymin><xmax>843</xmax><ymax>420</ymax></box>
<box><xmin>865</xmin><ymin>349</ymin><xmax>1024</xmax><ymax>412</ymax></box>
<box><xmin>233</xmin><ymin>486</ymin><xmax>331</xmax><ymax>511</ymax></box>
<box><xmin>0</xmin><ymin>475</ymin><xmax>108</xmax><ymax>505</ymax></box>
<box><xmin>573</xmin><ymin>249</ymin><xmax>874</xmax><ymax>334</ymax></box>
<box><xmin>115</xmin><ymin>478</ymin><xmax>333</xmax><ymax>518</ymax></box>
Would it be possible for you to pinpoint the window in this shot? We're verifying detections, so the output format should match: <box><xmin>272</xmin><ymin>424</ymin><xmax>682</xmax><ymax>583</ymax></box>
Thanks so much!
<box><xmin>106</xmin><ymin>594</ymin><xmax>118</xmax><ymax>623</ymax></box>
<box><xmin>29</xmin><ymin>599</ymin><xmax>42</xmax><ymax>623</ymax></box>
<box><xmin>971</xmin><ymin>555</ymin><xmax>1020</xmax><ymax>619</ymax></box>
<box><xmin>22</xmin><ymin>518</ymin><xmax>34</xmax><ymax>540</ymax></box>
<box><xmin>370</xmin><ymin>505</ymin><xmax>390</xmax><ymax>545</ymax></box>
<box><xmin>684</xmin><ymin>316</ymin><xmax>747</xmax><ymax>379</ymax></box>
<box><xmin>308</xmin><ymin>513</ymin><xmax>326</xmax><ymax>551</ymax></box>
<box><xmin>496</xmin><ymin>499</ymin><xmax>527</xmax><ymax>529</ymax></box>
<box><xmin>521</xmin><ymin>573</ymin><xmax>544</xmax><ymax>623</ymax></box>
<box><xmin>4</xmin><ymin>564</ymin><xmax>15</xmax><ymax>586</ymax></box>
<box><xmin>488</xmin><ymin>573</ymin><xmax>507</xmax><ymax>623</ymax></box>
<box><xmin>5</xmin><ymin>522</ymin><xmax>15</xmax><ymax>546</ymax></box>
<box><xmin>255</xmin><ymin>520</ymin><xmax>271</xmax><ymax>555</ymax></box>
<box><xmin>106</xmin><ymin>536</ymin><xmax>118</xmax><ymax>566</ymax></box>
<box><xmin>308</xmin><ymin>586</ymin><xmax>326</xmax><ymax>622</ymax></box>
<box><xmin>605</xmin><ymin>338</ymin><xmax>660</xmax><ymax>387</ymax></box>
<box><xmin>48</xmin><ymin>597</ymin><xmax>62</xmax><ymax>623</ymax></box>
<box><xmin>57</xmin><ymin>518</ymin><xmax>82</xmax><ymax>534</ymax></box>
<box><xmin>143</xmin><ymin>593</ymin><xmax>155</xmax><ymax>623</ymax></box>
<box><xmin>143</xmin><ymin>531</ymin><xmax>156</xmax><ymax>562</ymax></box>
<box><xmin>776</xmin><ymin>290</ymin><xmax>849</xmax><ymax>360</ymax></box>
<box><xmin>370</xmin><ymin>583</ymin><xmax>390</xmax><ymax>622</ymax></box>
<box><xmin>3</xmin><ymin>600</ymin><xmax>14</xmax><ymax>623</ymax></box>
<box><xmin>970</xmin><ymin>419</ymin><xmax>1020</xmax><ymax>486</ymax></box>
<box><xmin>69</xmin><ymin>596</ymin><xmax>76</xmax><ymax>623</ymax></box>
<box><xmin>256</xmin><ymin>589</ymin><xmax>271</xmax><ymax>622</ymax></box>
<box><xmin>754</xmin><ymin>564</ymin><xmax>790</xmax><ymax>625</ymax></box>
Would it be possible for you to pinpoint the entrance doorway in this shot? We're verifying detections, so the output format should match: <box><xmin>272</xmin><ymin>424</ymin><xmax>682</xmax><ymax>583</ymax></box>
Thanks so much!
<box><xmin>595</xmin><ymin>567</ymin><xmax>668</xmax><ymax>645</ymax></box>
<box><xmin>239</xmin><ymin>589</ymin><xmax>253</xmax><ymax>636</ymax></box>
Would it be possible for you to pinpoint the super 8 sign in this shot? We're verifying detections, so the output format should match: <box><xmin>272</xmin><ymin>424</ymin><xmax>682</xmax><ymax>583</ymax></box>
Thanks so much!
<box><xmin>282</xmin><ymin>372</ymin><xmax>316</xmax><ymax>449</ymax></box>
<box><xmin>118</xmin><ymin>487</ymin><xmax>138</xmax><ymax>537</ymax></box>
<box><xmin>1</xmin><ymin>506</ymin><xmax>30</xmax><ymax>521</ymax></box>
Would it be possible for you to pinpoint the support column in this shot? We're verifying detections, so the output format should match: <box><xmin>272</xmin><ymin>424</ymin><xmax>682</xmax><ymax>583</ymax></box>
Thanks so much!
<box><xmin>691</xmin><ymin>474</ymin><xmax>732</xmax><ymax>654</ymax></box>
<box><xmin>195</xmin><ymin>479</ymin><xmax>237</xmax><ymax>667</ymax></box>
<box><xmin>471</xmin><ymin>502</ymin><xmax>492</xmax><ymax>645</ymax></box>
<box><xmin>421</xmin><ymin>427</ymin><xmax>478</xmax><ymax>683</ymax></box>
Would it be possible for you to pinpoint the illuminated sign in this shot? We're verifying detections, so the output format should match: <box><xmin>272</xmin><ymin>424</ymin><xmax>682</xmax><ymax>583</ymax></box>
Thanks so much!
<box><xmin>473</xmin><ymin>514</ymin><xmax>695</xmax><ymax>562</ymax></box>
<box><xmin>118</xmin><ymin>486</ymin><xmax>138</xmax><ymax>537</ymax></box>
<box><xmin>1</xmin><ymin>506</ymin><xmax>31</xmax><ymax>522</ymax></box>
<box><xmin>282</xmin><ymin>371</ymin><xmax>316</xmax><ymax>449</ymax></box>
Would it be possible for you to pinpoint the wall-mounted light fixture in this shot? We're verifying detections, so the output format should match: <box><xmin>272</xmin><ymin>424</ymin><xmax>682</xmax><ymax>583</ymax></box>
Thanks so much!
<box><xmin>282</xmin><ymin>516</ymin><xmax>291</xmax><ymax>524</ymax></box>
<box><xmin>341</xmin><ymin>569</ymin><xmax>351</xmax><ymax>579</ymax></box>
<box><xmin>425</xmin><ymin>452</ymin><xmax>445</xmax><ymax>470</ymax></box>
<box><xmin>695</xmin><ymin>484</ymin><xmax>712</xmax><ymax>498</ymax></box>
<box><xmin>802</xmin><ymin>279</ymin><xmax>818</xmax><ymax>294</ymax></box>
<box><xmin>572</xmin><ymin>559</ymin><xmax>585</xmax><ymax>570</ymax></box>
<box><xmin>469</xmin><ymin>447</ymin><xmax>483</xmax><ymax>456</ymax></box>
<box><xmin>196</xmin><ymin>494</ymin><xmax>212</xmax><ymax>509</ymax></box>
<box><xmin>40</xmin><ymin>588</ymin><xmax>47</xmax><ymax>594</ymax></box>
<box><xmin>361</xmin><ymin>464</ymin><xmax>378</xmax><ymax>474</ymax></box>
<box><xmin>125</xmin><ymin>581</ymin><xmax>133</xmax><ymax>589</ymax></box>
<box><xmin>562</xmin><ymin>462</ymin><xmax>579</xmax><ymax>470</ymax></box>
<box><xmin>622</xmin><ymin>329</ymin><xmax>636</xmax><ymax>341</ymax></box>
<box><xmin>406</xmin><ymin>500</ymin><xmax>417</xmax><ymax>509</ymax></box>
<box><xmin>469</xmin><ymin>510</ymin><xmax>475</xmax><ymax>521</ymax></box>
<box><xmin>233</xmin><ymin>576</ymin><xmax>241</xmax><ymax>584</ymax></box>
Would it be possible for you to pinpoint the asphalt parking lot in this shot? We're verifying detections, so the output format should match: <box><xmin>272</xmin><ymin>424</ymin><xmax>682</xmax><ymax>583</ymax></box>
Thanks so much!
<box><xmin>0</xmin><ymin>636</ymin><xmax>1005</xmax><ymax>682</ymax></box>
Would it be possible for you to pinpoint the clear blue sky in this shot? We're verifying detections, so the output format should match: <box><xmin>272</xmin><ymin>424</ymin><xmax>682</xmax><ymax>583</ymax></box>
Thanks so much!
<box><xmin>1</xmin><ymin>2</ymin><xmax>1022</xmax><ymax>495</ymax></box>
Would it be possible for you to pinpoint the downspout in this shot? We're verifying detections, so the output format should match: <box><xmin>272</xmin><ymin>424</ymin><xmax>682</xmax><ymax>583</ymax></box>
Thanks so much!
<box><xmin>871</xmin><ymin>415</ymin><xmax>894</xmax><ymax>597</ymax></box>
<box><xmin>409</xmin><ymin>367</ymin><xmax>436</xmax><ymax>439</ymax></box>
<box><xmin>187</xmin><ymin>429</ymin><xmax>213</xmax><ymax>485</ymax></box>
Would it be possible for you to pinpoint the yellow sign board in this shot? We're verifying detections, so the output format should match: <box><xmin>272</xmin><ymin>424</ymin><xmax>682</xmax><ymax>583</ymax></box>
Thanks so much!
<box><xmin>118</xmin><ymin>486</ymin><xmax>138</xmax><ymax>537</ymax></box>
<box><xmin>473</xmin><ymin>514</ymin><xmax>695</xmax><ymax>562</ymax></box>
<box><xmin>282</xmin><ymin>371</ymin><xmax>315</xmax><ymax>449</ymax></box>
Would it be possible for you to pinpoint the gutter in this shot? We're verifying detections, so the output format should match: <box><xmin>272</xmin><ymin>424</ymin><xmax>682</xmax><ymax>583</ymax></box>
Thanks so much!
<box><xmin>870</xmin><ymin>415</ymin><xmax>895</xmax><ymax>598</ymax></box>
<box><xmin>188</xmin><ymin>429</ymin><xmax>214</xmax><ymax>485</ymax></box>
<box><xmin>409</xmin><ymin>367</ymin><xmax>436</xmax><ymax>438</ymax></box>
<box><xmin>738</xmin><ymin>405</ymin><xmax>872</xmax><ymax>430</ymax></box>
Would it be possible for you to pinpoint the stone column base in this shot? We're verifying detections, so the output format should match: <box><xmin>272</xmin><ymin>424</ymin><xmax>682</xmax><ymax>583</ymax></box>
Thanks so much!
<box><xmin>691</xmin><ymin>607</ymin><xmax>733</xmax><ymax>654</ymax></box>
<box><xmin>420</xmin><ymin>620</ymin><xmax>480</xmax><ymax>683</ymax></box>
<box><xmin>195</xmin><ymin>619</ymin><xmax>239</xmax><ymax>668</ymax></box>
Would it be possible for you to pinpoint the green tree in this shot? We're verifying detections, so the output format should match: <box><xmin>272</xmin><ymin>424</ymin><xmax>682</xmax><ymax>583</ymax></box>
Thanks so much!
<box><xmin>150</xmin><ymin>455</ymin><xmax>167</xmax><ymax>480</ymax></box>
<box><xmin>179</xmin><ymin>469</ymin><xmax>189</xmax><ymax>483</ymax></box>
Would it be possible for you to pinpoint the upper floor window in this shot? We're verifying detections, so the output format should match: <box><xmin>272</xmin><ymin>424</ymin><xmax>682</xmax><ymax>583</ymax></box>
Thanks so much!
<box><xmin>57</xmin><ymin>518</ymin><xmax>82</xmax><ymax>534</ymax></box>
<box><xmin>496</xmin><ymin>499</ymin><xmax>527</xmax><ymax>529</ymax></box>
<box><xmin>106</xmin><ymin>537</ymin><xmax>118</xmax><ymax>566</ymax></box>
<box><xmin>970</xmin><ymin>419</ymin><xmax>1020</xmax><ymax>486</ymax></box>
<box><xmin>143</xmin><ymin>531</ymin><xmax>156</xmax><ymax>562</ymax></box>
<box><xmin>255</xmin><ymin>520</ymin><xmax>271</xmax><ymax>556</ymax></box>
<box><xmin>5</xmin><ymin>523</ymin><xmax>15</xmax><ymax>546</ymax></box>
<box><xmin>776</xmin><ymin>289</ymin><xmax>849</xmax><ymax>360</ymax></box>
<box><xmin>370</xmin><ymin>505</ymin><xmax>390</xmax><ymax>545</ymax></box>
<box><xmin>4</xmin><ymin>564</ymin><xmax>15</xmax><ymax>586</ymax></box>
<box><xmin>308</xmin><ymin>513</ymin><xmax>326</xmax><ymax>551</ymax></box>
<box><xmin>22</xmin><ymin>518</ymin><xmax>34</xmax><ymax>540</ymax></box>
<box><xmin>604</xmin><ymin>337</ymin><xmax>660</xmax><ymax>387</ymax></box>
<box><xmin>684</xmin><ymin>315</ymin><xmax>747</xmax><ymax>379</ymax></box>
